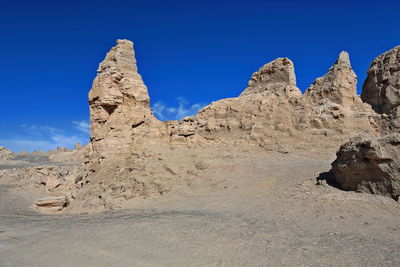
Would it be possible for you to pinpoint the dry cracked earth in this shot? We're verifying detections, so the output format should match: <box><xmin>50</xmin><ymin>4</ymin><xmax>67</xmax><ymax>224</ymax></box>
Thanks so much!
<box><xmin>1</xmin><ymin>148</ymin><xmax>399</xmax><ymax>266</ymax></box>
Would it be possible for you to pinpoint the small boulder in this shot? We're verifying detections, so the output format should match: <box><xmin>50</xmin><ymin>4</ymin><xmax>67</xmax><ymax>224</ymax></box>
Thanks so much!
<box><xmin>330</xmin><ymin>134</ymin><xmax>400</xmax><ymax>201</ymax></box>
<box><xmin>36</xmin><ymin>196</ymin><xmax>69</xmax><ymax>210</ymax></box>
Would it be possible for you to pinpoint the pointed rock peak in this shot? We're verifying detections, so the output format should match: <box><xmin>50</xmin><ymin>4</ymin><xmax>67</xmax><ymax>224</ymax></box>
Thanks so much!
<box><xmin>241</xmin><ymin>57</ymin><xmax>299</xmax><ymax>96</ymax></box>
<box><xmin>304</xmin><ymin>51</ymin><xmax>358</xmax><ymax>105</ymax></box>
<box><xmin>88</xmin><ymin>39</ymin><xmax>154</xmax><ymax>160</ymax></box>
<box><xmin>336</xmin><ymin>51</ymin><xmax>351</xmax><ymax>67</ymax></box>
<box><xmin>329</xmin><ymin>51</ymin><xmax>352</xmax><ymax>71</ymax></box>
<box><xmin>97</xmin><ymin>39</ymin><xmax>138</xmax><ymax>76</ymax></box>
<box><xmin>89</xmin><ymin>39</ymin><xmax>150</xmax><ymax>106</ymax></box>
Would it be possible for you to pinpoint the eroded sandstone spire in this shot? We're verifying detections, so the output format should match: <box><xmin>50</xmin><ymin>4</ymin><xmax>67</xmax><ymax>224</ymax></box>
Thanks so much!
<box><xmin>304</xmin><ymin>51</ymin><xmax>359</xmax><ymax>105</ymax></box>
<box><xmin>88</xmin><ymin>39</ymin><xmax>157</xmax><ymax>161</ymax></box>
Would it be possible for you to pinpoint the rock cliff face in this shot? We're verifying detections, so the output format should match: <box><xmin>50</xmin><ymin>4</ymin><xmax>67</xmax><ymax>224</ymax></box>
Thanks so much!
<box><xmin>361</xmin><ymin>46</ymin><xmax>400</xmax><ymax>115</ymax></box>
<box><xmin>361</xmin><ymin>46</ymin><xmax>400</xmax><ymax>133</ymax></box>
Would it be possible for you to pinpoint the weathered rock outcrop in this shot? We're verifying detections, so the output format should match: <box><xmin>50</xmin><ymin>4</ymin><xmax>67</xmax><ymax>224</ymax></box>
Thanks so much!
<box><xmin>329</xmin><ymin>46</ymin><xmax>400</xmax><ymax>200</ymax></box>
<box><xmin>361</xmin><ymin>46</ymin><xmax>400</xmax><ymax>134</ymax></box>
<box><xmin>72</xmin><ymin>39</ymin><xmax>382</xmax><ymax>211</ymax></box>
<box><xmin>191</xmin><ymin>50</ymin><xmax>377</xmax><ymax>146</ymax></box>
<box><xmin>305</xmin><ymin>51</ymin><xmax>359</xmax><ymax>106</ymax></box>
<box><xmin>85</xmin><ymin>41</ymin><xmax>377</xmax><ymax>152</ymax></box>
<box><xmin>361</xmin><ymin>46</ymin><xmax>400</xmax><ymax>115</ymax></box>
<box><xmin>87</xmin><ymin>39</ymin><xmax>161</xmax><ymax>163</ymax></box>
<box><xmin>331</xmin><ymin>134</ymin><xmax>400</xmax><ymax>201</ymax></box>
<box><xmin>240</xmin><ymin>57</ymin><xmax>300</xmax><ymax>97</ymax></box>
<box><xmin>0</xmin><ymin>146</ymin><xmax>12</xmax><ymax>159</ymax></box>
<box><xmin>4</xmin><ymin>39</ymin><xmax>393</xmax><ymax>212</ymax></box>
<box><xmin>303</xmin><ymin>51</ymin><xmax>377</xmax><ymax>137</ymax></box>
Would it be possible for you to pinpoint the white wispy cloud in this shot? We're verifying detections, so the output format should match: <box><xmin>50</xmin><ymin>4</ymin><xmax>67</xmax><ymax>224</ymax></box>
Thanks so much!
<box><xmin>20</xmin><ymin>124</ymin><xmax>60</xmax><ymax>136</ymax></box>
<box><xmin>0</xmin><ymin>121</ymin><xmax>89</xmax><ymax>153</ymax></box>
<box><xmin>152</xmin><ymin>97</ymin><xmax>206</xmax><ymax>121</ymax></box>
<box><xmin>72</xmin><ymin>120</ymin><xmax>90</xmax><ymax>134</ymax></box>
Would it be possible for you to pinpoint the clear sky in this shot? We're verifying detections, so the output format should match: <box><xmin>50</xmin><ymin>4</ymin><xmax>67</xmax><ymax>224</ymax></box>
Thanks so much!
<box><xmin>0</xmin><ymin>0</ymin><xmax>399</xmax><ymax>152</ymax></box>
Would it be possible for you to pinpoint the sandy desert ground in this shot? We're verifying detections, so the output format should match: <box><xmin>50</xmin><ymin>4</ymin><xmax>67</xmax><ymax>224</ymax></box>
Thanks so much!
<box><xmin>1</xmin><ymin>148</ymin><xmax>399</xmax><ymax>266</ymax></box>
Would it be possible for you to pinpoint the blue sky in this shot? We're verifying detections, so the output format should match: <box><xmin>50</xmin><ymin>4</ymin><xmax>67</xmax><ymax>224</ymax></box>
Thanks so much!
<box><xmin>0</xmin><ymin>0</ymin><xmax>399</xmax><ymax>152</ymax></box>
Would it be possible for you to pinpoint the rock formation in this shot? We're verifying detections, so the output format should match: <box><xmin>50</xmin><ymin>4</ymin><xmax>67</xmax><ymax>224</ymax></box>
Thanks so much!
<box><xmin>305</xmin><ymin>51</ymin><xmax>359</xmax><ymax>105</ymax></box>
<box><xmin>240</xmin><ymin>57</ymin><xmax>299</xmax><ymax>97</ymax></box>
<box><xmin>3</xmin><ymin>39</ymin><xmax>398</xmax><ymax>212</ymax></box>
<box><xmin>361</xmin><ymin>46</ymin><xmax>400</xmax><ymax>133</ymax></box>
<box><xmin>0</xmin><ymin>146</ymin><xmax>12</xmax><ymax>159</ymax></box>
<box><xmin>331</xmin><ymin>134</ymin><xmax>400</xmax><ymax>201</ymax></box>
<box><xmin>87</xmin><ymin>40</ymin><xmax>160</xmax><ymax>163</ymax></box>
<box><xmin>73</xmin><ymin>39</ymin><xmax>382</xmax><ymax>211</ymax></box>
<box><xmin>361</xmin><ymin>46</ymin><xmax>400</xmax><ymax>115</ymax></box>
<box><xmin>190</xmin><ymin>50</ymin><xmax>377</xmax><ymax>146</ymax></box>
<box><xmin>330</xmin><ymin>46</ymin><xmax>400</xmax><ymax>200</ymax></box>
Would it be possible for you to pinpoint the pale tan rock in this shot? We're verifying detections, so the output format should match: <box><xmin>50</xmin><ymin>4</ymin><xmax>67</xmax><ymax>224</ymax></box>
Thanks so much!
<box><xmin>72</xmin><ymin>41</ymin><xmax>383</xmax><ymax>211</ymax></box>
<box><xmin>330</xmin><ymin>134</ymin><xmax>400</xmax><ymax>201</ymax></box>
<box><xmin>361</xmin><ymin>46</ymin><xmax>400</xmax><ymax>114</ymax></box>
<box><xmin>36</xmin><ymin>196</ymin><xmax>69</xmax><ymax>210</ymax></box>
<box><xmin>1</xmin><ymin>165</ymin><xmax>82</xmax><ymax>199</ymax></box>
<box><xmin>240</xmin><ymin>57</ymin><xmax>300</xmax><ymax>97</ymax></box>
<box><xmin>329</xmin><ymin>45</ymin><xmax>400</xmax><ymax>200</ymax></box>
<box><xmin>305</xmin><ymin>51</ymin><xmax>359</xmax><ymax>105</ymax></box>
<box><xmin>7</xmin><ymin>39</ymin><xmax>391</xmax><ymax>212</ymax></box>
<box><xmin>46</xmin><ymin>175</ymin><xmax>61</xmax><ymax>191</ymax></box>
<box><xmin>87</xmin><ymin>39</ymin><xmax>160</xmax><ymax>163</ymax></box>
<box><xmin>48</xmin><ymin>144</ymin><xmax>87</xmax><ymax>163</ymax></box>
<box><xmin>0</xmin><ymin>146</ymin><xmax>12</xmax><ymax>159</ymax></box>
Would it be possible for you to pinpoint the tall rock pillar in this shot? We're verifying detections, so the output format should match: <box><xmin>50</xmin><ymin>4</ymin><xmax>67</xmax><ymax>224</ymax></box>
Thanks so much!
<box><xmin>88</xmin><ymin>40</ymin><xmax>157</xmax><ymax>162</ymax></box>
